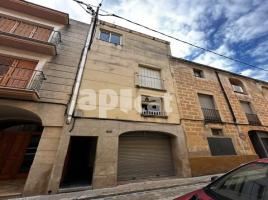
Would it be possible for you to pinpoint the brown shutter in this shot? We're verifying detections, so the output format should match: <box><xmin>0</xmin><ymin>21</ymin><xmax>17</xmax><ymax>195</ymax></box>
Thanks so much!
<box><xmin>6</xmin><ymin>59</ymin><xmax>37</xmax><ymax>89</ymax></box>
<box><xmin>0</xmin><ymin>17</ymin><xmax>17</xmax><ymax>32</ymax></box>
<box><xmin>13</xmin><ymin>22</ymin><xmax>35</xmax><ymax>38</ymax></box>
<box><xmin>118</xmin><ymin>132</ymin><xmax>175</xmax><ymax>181</ymax></box>
<box><xmin>32</xmin><ymin>27</ymin><xmax>52</xmax><ymax>41</ymax></box>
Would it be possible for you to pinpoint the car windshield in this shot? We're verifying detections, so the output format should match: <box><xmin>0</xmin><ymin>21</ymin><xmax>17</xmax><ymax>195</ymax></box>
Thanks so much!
<box><xmin>206</xmin><ymin>162</ymin><xmax>268</xmax><ymax>200</ymax></box>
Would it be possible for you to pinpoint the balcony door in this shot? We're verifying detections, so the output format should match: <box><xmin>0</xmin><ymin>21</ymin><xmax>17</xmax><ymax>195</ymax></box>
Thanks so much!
<box><xmin>0</xmin><ymin>55</ymin><xmax>37</xmax><ymax>89</ymax></box>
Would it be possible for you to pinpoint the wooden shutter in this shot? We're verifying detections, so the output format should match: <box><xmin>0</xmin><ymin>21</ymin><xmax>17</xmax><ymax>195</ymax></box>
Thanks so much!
<box><xmin>198</xmin><ymin>94</ymin><xmax>215</xmax><ymax>109</ymax></box>
<box><xmin>118</xmin><ymin>132</ymin><xmax>175</xmax><ymax>181</ymax></box>
<box><xmin>5</xmin><ymin>60</ymin><xmax>37</xmax><ymax>89</ymax></box>
<box><xmin>32</xmin><ymin>27</ymin><xmax>52</xmax><ymax>41</ymax></box>
<box><xmin>13</xmin><ymin>22</ymin><xmax>35</xmax><ymax>38</ymax></box>
<box><xmin>0</xmin><ymin>17</ymin><xmax>17</xmax><ymax>32</ymax></box>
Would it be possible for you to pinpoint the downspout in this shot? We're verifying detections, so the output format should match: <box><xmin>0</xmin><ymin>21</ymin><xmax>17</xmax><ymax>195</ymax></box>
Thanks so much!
<box><xmin>66</xmin><ymin>6</ymin><xmax>99</xmax><ymax>124</ymax></box>
<box><xmin>215</xmin><ymin>71</ymin><xmax>246</xmax><ymax>155</ymax></box>
<box><xmin>215</xmin><ymin>71</ymin><xmax>236</xmax><ymax>123</ymax></box>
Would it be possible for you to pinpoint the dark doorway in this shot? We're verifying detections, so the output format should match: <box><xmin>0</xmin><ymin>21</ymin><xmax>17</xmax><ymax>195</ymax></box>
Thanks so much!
<box><xmin>60</xmin><ymin>137</ymin><xmax>97</xmax><ymax>188</ymax></box>
<box><xmin>249</xmin><ymin>131</ymin><xmax>268</xmax><ymax>158</ymax></box>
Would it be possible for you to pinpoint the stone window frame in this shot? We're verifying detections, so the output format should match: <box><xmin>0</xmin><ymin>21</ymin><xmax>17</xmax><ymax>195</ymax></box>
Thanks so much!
<box><xmin>193</xmin><ymin>68</ymin><xmax>205</xmax><ymax>78</ymax></box>
<box><xmin>196</xmin><ymin>91</ymin><xmax>224</xmax><ymax>122</ymax></box>
<box><xmin>229</xmin><ymin>78</ymin><xmax>247</xmax><ymax>94</ymax></box>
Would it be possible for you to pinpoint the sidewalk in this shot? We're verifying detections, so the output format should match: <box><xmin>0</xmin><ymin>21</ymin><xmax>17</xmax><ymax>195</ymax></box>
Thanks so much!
<box><xmin>19</xmin><ymin>174</ymin><xmax>221</xmax><ymax>200</ymax></box>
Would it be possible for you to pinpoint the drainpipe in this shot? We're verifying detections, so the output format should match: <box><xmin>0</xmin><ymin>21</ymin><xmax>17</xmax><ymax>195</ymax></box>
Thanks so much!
<box><xmin>66</xmin><ymin>4</ymin><xmax>100</xmax><ymax>124</ymax></box>
<box><xmin>215</xmin><ymin>71</ymin><xmax>237</xmax><ymax>123</ymax></box>
<box><xmin>215</xmin><ymin>71</ymin><xmax>246</xmax><ymax>155</ymax></box>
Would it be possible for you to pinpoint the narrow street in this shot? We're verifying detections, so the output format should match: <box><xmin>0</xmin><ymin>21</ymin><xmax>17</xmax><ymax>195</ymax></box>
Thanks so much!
<box><xmin>92</xmin><ymin>182</ymin><xmax>206</xmax><ymax>200</ymax></box>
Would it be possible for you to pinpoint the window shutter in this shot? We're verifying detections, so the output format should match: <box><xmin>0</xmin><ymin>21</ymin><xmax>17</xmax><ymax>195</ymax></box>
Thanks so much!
<box><xmin>240</xmin><ymin>101</ymin><xmax>253</xmax><ymax>114</ymax></box>
<box><xmin>32</xmin><ymin>27</ymin><xmax>52</xmax><ymax>41</ymax></box>
<box><xmin>198</xmin><ymin>94</ymin><xmax>215</xmax><ymax>109</ymax></box>
<box><xmin>13</xmin><ymin>22</ymin><xmax>35</xmax><ymax>38</ymax></box>
<box><xmin>0</xmin><ymin>17</ymin><xmax>17</xmax><ymax>32</ymax></box>
<box><xmin>140</xmin><ymin>67</ymin><xmax>161</xmax><ymax>89</ymax></box>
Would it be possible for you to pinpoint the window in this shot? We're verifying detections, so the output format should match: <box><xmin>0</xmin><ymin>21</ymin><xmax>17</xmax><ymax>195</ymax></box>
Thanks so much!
<box><xmin>240</xmin><ymin>101</ymin><xmax>253</xmax><ymax>114</ymax></box>
<box><xmin>193</xmin><ymin>68</ymin><xmax>204</xmax><ymax>78</ymax></box>
<box><xmin>100</xmin><ymin>30</ymin><xmax>121</xmax><ymax>45</ymax></box>
<box><xmin>0</xmin><ymin>55</ymin><xmax>13</xmax><ymax>78</ymax></box>
<box><xmin>229</xmin><ymin>78</ymin><xmax>246</xmax><ymax>94</ymax></box>
<box><xmin>141</xmin><ymin>96</ymin><xmax>166</xmax><ymax>117</ymax></box>
<box><xmin>207</xmin><ymin>137</ymin><xmax>236</xmax><ymax>156</ymax></box>
<box><xmin>206</xmin><ymin>162</ymin><xmax>268</xmax><ymax>200</ymax></box>
<box><xmin>138</xmin><ymin>66</ymin><xmax>164</xmax><ymax>90</ymax></box>
<box><xmin>198</xmin><ymin>94</ymin><xmax>221</xmax><ymax>122</ymax></box>
<box><xmin>211</xmin><ymin>128</ymin><xmax>223</xmax><ymax>136</ymax></box>
<box><xmin>240</xmin><ymin>101</ymin><xmax>261</xmax><ymax>125</ymax></box>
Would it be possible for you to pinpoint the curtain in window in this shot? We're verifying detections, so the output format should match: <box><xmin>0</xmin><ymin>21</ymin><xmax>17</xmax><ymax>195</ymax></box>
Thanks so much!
<box><xmin>198</xmin><ymin>94</ymin><xmax>215</xmax><ymax>109</ymax></box>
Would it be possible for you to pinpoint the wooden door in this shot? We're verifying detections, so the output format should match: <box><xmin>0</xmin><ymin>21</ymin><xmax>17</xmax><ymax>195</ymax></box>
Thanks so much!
<box><xmin>0</xmin><ymin>132</ymin><xmax>31</xmax><ymax>180</ymax></box>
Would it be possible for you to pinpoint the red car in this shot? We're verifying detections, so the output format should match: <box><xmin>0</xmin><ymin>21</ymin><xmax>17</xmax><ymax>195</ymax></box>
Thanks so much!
<box><xmin>175</xmin><ymin>159</ymin><xmax>268</xmax><ymax>200</ymax></box>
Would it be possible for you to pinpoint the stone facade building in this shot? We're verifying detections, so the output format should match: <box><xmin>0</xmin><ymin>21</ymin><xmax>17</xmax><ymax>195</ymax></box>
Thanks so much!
<box><xmin>0</xmin><ymin>0</ymin><xmax>88</xmax><ymax>198</ymax></box>
<box><xmin>1</xmin><ymin>1</ymin><xmax>268</xmax><ymax>198</ymax></box>
<box><xmin>170</xmin><ymin>57</ymin><xmax>268</xmax><ymax>176</ymax></box>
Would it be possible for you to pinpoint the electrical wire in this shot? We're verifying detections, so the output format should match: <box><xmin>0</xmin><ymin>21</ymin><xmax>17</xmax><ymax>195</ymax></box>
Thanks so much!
<box><xmin>75</xmin><ymin>0</ymin><xmax>268</xmax><ymax>73</ymax></box>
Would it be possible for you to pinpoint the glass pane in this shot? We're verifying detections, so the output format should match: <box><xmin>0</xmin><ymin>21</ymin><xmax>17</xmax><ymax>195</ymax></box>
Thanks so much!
<box><xmin>209</xmin><ymin>163</ymin><xmax>268</xmax><ymax>200</ymax></box>
<box><xmin>100</xmin><ymin>31</ymin><xmax>110</xmax><ymax>42</ymax></box>
<box><xmin>110</xmin><ymin>33</ymin><xmax>120</xmax><ymax>45</ymax></box>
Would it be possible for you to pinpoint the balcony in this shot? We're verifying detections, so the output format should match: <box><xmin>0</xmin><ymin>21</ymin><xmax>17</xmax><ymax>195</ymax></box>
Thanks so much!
<box><xmin>0</xmin><ymin>15</ymin><xmax>61</xmax><ymax>55</ymax></box>
<box><xmin>135</xmin><ymin>73</ymin><xmax>165</xmax><ymax>91</ymax></box>
<box><xmin>246</xmin><ymin>113</ymin><xmax>262</xmax><ymax>126</ymax></box>
<box><xmin>201</xmin><ymin>108</ymin><xmax>222</xmax><ymax>123</ymax></box>
<box><xmin>141</xmin><ymin>110</ymin><xmax>167</xmax><ymax>118</ymax></box>
<box><xmin>0</xmin><ymin>68</ymin><xmax>45</xmax><ymax>101</ymax></box>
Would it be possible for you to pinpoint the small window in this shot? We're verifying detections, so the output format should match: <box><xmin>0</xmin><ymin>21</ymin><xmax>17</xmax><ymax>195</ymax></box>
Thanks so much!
<box><xmin>193</xmin><ymin>69</ymin><xmax>204</xmax><ymax>78</ymax></box>
<box><xmin>100</xmin><ymin>30</ymin><xmax>121</xmax><ymax>45</ymax></box>
<box><xmin>207</xmin><ymin>137</ymin><xmax>236</xmax><ymax>156</ymax></box>
<box><xmin>229</xmin><ymin>78</ymin><xmax>246</xmax><ymax>94</ymax></box>
<box><xmin>141</xmin><ymin>96</ymin><xmax>166</xmax><ymax>117</ymax></box>
<box><xmin>211</xmin><ymin>128</ymin><xmax>223</xmax><ymax>136</ymax></box>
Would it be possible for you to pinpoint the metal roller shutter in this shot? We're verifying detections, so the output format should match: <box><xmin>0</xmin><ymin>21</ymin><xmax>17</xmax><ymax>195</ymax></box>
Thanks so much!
<box><xmin>118</xmin><ymin>132</ymin><xmax>175</xmax><ymax>181</ymax></box>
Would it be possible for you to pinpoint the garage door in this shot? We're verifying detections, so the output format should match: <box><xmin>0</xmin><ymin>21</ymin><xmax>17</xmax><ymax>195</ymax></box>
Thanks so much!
<box><xmin>118</xmin><ymin>132</ymin><xmax>175</xmax><ymax>181</ymax></box>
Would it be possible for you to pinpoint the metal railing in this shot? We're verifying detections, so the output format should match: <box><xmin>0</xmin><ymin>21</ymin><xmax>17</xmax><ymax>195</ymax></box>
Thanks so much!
<box><xmin>135</xmin><ymin>73</ymin><xmax>165</xmax><ymax>90</ymax></box>
<box><xmin>246</xmin><ymin>113</ymin><xmax>262</xmax><ymax>126</ymax></box>
<box><xmin>0</xmin><ymin>68</ymin><xmax>46</xmax><ymax>92</ymax></box>
<box><xmin>141</xmin><ymin>109</ymin><xmax>167</xmax><ymax>117</ymax></box>
<box><xmin>201</xmin><ymin>108</ymin><xmax>222</xmax><ymax>123</ymax></box>
<box><xmin>49</xmin><ymin>31</ymin><xmax>62</xmax><ymax>45</ymax></box>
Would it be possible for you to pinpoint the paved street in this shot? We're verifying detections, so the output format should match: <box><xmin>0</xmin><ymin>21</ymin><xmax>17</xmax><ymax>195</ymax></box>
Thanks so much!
<box><xmin>92</xmin><ymin>182</ymin><xmax>206</xmax><ymax>200</ymax></box>
<box><xmin>20</xmin><ymin>174</ymin><xmax>219</xmax><ymax>200</ymax></box>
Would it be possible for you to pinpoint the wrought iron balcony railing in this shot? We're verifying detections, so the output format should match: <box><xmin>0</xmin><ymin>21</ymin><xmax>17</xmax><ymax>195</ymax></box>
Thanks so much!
<box><xmin>135</xmin><ymin>73</ymin><xmax>165</xmax><ymax>90</ymax></box>
<box><xmin>141</xmin><ymin>109</ymin><xmax>167</xmax><ymax>117</ymax></box>
<box><xmin>246</xmin><ymin>113</ymin><xmax>262</xmax><ymax>126</ymax></box>
<box><xmin>0</xmin><ymin>68</ymin><xmax>46</xmax><ymax>92</ymax></box>
<box><xmin>201</xmin><ymin>108</ymin><xmax>222</xmax><ymax>123</ymax></box>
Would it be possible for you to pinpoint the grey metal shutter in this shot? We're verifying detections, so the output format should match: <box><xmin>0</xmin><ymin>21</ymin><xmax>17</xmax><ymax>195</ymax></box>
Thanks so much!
<box><xmin>118</xmin><ymin>132</ymin><xmax>175</xmax><ymax>181</ymax></box>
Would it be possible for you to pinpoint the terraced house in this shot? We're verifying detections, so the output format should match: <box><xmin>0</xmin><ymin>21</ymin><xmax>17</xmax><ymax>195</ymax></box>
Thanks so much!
<box><xmin>1</xmin><ymin>1</ymin><xmax>268</xmax><ymax>199</ymax></box>
<box><xmin>170</xmin><ymin>57</ymin><xmax>268</xmax><ymax>176</ymax></box>
<box><xmin>0</xmin><ymin>0</ymin><xmax>88</xmax><ymax>198</ymax></box>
